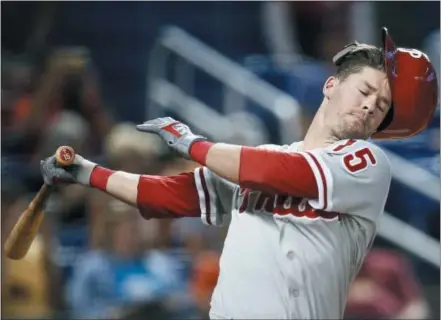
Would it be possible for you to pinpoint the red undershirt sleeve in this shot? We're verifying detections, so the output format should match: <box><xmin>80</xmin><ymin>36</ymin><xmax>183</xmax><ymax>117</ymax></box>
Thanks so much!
<box><xmin>136</xmin><ymin>172</ymin><xmax>201</xmax><ymax>219</ymax></box>
<box><xmin>239</xmin><ymin>147</ymin><xmax>319</xmax><ymax>199</ymax></box>
<box><xmin>89</xmin><ymin>165</ymin><xmax>202</xmax><ymax>220</ymax></box>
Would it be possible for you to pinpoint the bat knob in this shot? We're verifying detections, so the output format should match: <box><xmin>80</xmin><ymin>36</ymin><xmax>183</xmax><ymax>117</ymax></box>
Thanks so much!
<box><xmin>55</xmin><ymin>146</ymin><xmax>76</xmax><ymax>166</ymax></box>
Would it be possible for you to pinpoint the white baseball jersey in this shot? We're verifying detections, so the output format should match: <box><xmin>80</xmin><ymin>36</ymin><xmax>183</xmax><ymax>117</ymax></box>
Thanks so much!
<box><xmin>193</xmin><ymin>139</ymin><xmax>391</xmax><ymax>319</ymax></box>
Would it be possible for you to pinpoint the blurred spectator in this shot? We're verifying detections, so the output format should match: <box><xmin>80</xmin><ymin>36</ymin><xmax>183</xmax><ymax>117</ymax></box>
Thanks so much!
<box><xmin>2</xmin><ymin>47</ymin><xmax>113</xmax><ymax>159</ymax></box>
<box><xmin>1</xmin><ymin>54</ymin><xmax>39</xmax><ymax>139</ymax></box>
<box><xmin>104</xmin><ymin>122</ymin><xmax>165</xmax><ymax>174</ymax></box>
<box><xmin>345</xmin><ymin>249</ymin><xmax>430</xmax><ymax>319</ymax></box>
<box><xmin>67</xmin><ymin>201</ymin><xmax>185</xmax><ymax>319</ymax></box>
<box><xmin>2</xmin><ymin>235</ymin><xmax>52</xmax><ymax>318</ymax></box>
<box><xmin>190</xmin><ymin>251</ymin><xmax>221</xmax><ymax>319</ymax></box>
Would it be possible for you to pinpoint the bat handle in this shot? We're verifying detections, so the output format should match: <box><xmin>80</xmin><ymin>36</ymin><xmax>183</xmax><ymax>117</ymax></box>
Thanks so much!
<box><xmin>29</xmin><ymin>183</ymin><xmax>53</xmax><ymax>212</ymax></box>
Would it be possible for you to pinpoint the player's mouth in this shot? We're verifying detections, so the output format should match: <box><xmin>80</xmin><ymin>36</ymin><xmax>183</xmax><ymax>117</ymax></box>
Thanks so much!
<box><xmin>350</xmin><ymin>113</ymin><xmax>366</xmax><ymax>124</ymax></box>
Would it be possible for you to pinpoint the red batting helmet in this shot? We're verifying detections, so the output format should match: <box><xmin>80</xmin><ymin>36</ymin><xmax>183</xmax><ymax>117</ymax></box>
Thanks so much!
<box><xmin>372</xmin><ymin>27</ymin><xmax>438</xmax><ymax>139</ymax></box>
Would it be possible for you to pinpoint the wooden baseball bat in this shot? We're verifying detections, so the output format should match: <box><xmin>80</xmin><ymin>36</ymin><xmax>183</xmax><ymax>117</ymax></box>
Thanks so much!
<box><xmin>4</xmin><ymin>146</ymin><xmax>76</xmax><ymax>260</ymax></box>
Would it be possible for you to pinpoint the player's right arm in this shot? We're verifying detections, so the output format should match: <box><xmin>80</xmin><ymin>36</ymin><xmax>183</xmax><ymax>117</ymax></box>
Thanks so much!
<box><xmin>40</xmin><ymin>154</ymin><xmax>232</xmax><ymax>225</ymax></box>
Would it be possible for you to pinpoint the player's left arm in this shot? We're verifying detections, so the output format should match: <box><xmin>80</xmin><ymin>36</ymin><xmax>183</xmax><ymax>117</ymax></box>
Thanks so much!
<box><xmin>190</xmin><ymin>141</ymin><xmax>319</xmax><ymax>198</ymax></box>
<box><xmin>136</xmin><ymin>117</ymin><xmax>319</xmax><ymax>198</ymax></box>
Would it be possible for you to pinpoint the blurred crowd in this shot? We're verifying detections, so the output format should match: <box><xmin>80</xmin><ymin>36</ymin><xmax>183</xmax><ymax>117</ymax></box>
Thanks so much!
<box><xmin>1</xmin><ymin>2</ymin><xmax>439</xmax><ymax>319</ymax></box>
<box><xmin>1</xmin><ymin>47</ymin><xmax>226</xmax><ymax>319</ymax></box>
<box><xmin>1</xmin><ymin>24</ymin><xmax>226</xmax><ymax>318</ymax></box>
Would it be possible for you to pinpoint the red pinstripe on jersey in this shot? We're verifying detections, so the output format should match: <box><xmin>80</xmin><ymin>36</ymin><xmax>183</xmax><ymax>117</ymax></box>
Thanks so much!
<box><xmin>333</xmin><ymin>139</ymin><xmax>356</xmax><ymax>152</ymax></box>
<box><xmin>305</xmin><ymin>152</ymin><xmax>328</xmax><ymax>211</ymax></box>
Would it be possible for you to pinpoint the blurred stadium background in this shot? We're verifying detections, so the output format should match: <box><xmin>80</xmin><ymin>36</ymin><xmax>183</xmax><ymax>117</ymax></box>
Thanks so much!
<box><xmin>1</xmin><ymin>1</ymin><xmax>439</xmax><ymax>319</ymax></box>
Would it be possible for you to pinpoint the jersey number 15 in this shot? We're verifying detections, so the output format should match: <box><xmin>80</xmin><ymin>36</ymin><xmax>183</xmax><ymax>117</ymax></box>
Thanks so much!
<box><xmin>343</xmin><ymin>148</ymin><xmax>377</xmax><ymax>173</ymax></box>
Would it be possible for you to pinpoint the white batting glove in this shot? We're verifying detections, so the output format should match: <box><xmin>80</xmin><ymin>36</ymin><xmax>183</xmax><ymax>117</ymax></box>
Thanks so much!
<box><xmin>136</xmin><ymin>117</ymin><xmax>206</xmax><ymax>159</ymax></box>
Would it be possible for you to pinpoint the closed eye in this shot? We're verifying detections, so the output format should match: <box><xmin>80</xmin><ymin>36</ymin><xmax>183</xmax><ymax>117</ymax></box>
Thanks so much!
<box><xmin>359</xmin><ymin>89</ymin><xmax>368</xmax><ymax>96</ymax></box>
<box><xmin>379</xmin><ymin>97</ymin><xmax>391</xmax><ymax>112</ymax></box>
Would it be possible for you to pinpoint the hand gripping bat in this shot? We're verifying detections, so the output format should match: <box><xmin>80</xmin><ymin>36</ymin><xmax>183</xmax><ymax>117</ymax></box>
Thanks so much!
<box><xmin>4</xmin><ymin>146</ymin><xmax>75</xmax><ymax>260</ymax></box>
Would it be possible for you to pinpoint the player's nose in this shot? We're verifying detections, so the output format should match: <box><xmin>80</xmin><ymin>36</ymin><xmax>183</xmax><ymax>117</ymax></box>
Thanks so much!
<box><xmin>362</xmin><ymin>104</ymin><xmax>375</xmax><ymax>115</ymax></box>
<box><xmin>362</xmin><ymin>95</ymin><xmax>377</xmax><ymax>115</ymax></box>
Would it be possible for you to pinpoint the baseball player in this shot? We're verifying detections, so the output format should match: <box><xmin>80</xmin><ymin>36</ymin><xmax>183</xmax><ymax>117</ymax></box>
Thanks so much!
<box><xmin>40</xmin><ymin>28</ymin><xmax>438</xmax><ymax>319</ymax></box>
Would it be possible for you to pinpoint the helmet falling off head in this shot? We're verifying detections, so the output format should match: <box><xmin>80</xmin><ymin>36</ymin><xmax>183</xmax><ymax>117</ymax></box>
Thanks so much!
<box><xmin>333</xmin><ymin>27</ymin><xmax>438</xmax><ymax>140</ymax></box>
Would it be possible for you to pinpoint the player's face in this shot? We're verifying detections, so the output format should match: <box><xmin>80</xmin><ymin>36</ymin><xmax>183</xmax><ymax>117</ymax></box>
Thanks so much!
<box><xmin>322</xmin><ymin>67</ymin><xmax>392</xmax><ymax>140</ymax></box>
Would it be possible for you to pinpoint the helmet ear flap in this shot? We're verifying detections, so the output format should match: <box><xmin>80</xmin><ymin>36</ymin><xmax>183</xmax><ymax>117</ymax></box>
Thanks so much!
<box><xmin>376</xmin><ymin>105</ymin><xmax>394</xmax><ymax>132</ymax></box>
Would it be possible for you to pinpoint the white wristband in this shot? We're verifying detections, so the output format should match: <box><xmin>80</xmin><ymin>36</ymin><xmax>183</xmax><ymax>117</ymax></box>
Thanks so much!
<box><xmin>74</xmin><ymin>155</ymin><xmax>98</xmax><ymax>186</ymax></box>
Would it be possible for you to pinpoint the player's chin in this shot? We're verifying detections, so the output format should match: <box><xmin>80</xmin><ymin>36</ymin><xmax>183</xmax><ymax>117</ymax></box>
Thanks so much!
<box><xmin>340</xmin><ymin>123</ymin><xmax>369</xmax><ymax>140</ymax></box>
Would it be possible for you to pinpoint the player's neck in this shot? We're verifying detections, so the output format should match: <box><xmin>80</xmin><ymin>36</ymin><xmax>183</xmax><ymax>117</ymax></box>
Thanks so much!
<box><xmin>299</xmin><ymin>106</ymin><xmax>339</xmax><ymax>151</ymax></box>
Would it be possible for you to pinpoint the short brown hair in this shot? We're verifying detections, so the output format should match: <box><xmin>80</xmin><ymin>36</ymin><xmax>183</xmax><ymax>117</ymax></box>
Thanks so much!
<box><xmin>333</xmin><ymin>42</ymin><xmax>385</xmax><ymax>81</ymax></box>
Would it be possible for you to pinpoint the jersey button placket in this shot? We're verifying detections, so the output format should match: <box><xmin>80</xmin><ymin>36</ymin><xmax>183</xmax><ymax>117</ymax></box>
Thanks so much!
<box><xmin>290</xmin><ymin>288</ymin><xmax>299</xmax><ymax>297</ymax></box>
<box><xmin>285</xmin><ymin>250</ymin><xmax>300</xmax><ymax>298</ymax></box>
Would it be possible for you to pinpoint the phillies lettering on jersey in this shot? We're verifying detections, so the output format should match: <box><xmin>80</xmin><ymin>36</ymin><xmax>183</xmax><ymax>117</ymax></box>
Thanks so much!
<box><xmin>236</xmin><ymin>188</ymin><xmax>340</xmax><ymax>221</ymax></box>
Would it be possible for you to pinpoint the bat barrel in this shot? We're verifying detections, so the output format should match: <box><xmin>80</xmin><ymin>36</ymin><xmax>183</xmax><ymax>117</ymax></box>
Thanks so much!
<box><xmin>3</xmin><ymin>184</ymin><xmax>52</xmax><ymax>260</ymax></box>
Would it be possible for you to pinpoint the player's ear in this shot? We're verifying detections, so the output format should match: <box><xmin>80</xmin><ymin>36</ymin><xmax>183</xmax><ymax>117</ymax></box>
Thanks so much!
<box><xmin>323</xmin><ymin>76</ymin><xmax>339</xmax><ymax>99</ymax></box>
